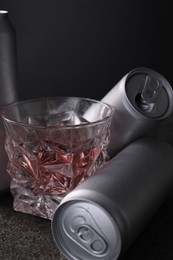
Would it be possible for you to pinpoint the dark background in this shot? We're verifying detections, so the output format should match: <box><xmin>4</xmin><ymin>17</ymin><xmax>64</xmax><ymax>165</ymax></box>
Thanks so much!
<box><xmin>0</xmin><ymin>0</ymin><xmax>172</xmax><ymax>101</ymax></box>
<box><xmin>0</xmin><ymin>1</ymin><xmax>173</xmax><ymax>260</ymax></box>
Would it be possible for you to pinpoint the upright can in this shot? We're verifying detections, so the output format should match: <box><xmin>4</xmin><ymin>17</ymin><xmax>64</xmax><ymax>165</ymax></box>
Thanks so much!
<box><xmin>51</xmin><ymin>137</ymin><xmax>173</xmax><ymax>260</ymax></box>
<box><xmin>0</xmin><ymin>10</ymin><xmax>18</xmax><ymax>192</ymax></box>
<box><xmin>101</xmin><ymin>68</ymin><xmax>173</xmax><ymax>156</ymax></box>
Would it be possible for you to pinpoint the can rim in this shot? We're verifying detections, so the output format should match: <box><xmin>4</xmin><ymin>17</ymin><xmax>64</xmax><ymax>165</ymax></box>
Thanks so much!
<box><xmin>51</xmin><ymin>198</ymin><xmax>122</xmax><ymax>260</ymax></box>
<box><xmin>124</xmin><ymin>67</ymin><xmax>173</xmax><ymax>120</ymax></box>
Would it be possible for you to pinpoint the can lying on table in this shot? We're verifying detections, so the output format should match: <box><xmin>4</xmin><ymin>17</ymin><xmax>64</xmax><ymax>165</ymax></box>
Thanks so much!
<box><xmin>51</xmin><ymin>137</ymin><xmax>173</xmax><ymax>260</ymax></box>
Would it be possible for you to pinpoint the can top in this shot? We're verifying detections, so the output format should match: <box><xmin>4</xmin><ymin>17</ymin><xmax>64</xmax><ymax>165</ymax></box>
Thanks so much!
<box><xmin>52</xmin><ymin>200</ymin><xmax>121</xmax><ymax>260</ymax></box>
<box><xmin>125</xmin><ymin>68</ymin><xmax>173</xmax><ymax>118</ymax></box>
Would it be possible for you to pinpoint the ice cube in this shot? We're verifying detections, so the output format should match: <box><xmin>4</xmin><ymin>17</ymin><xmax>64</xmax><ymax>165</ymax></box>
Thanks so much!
<box><xmin>24</xmin><ymin>111</ymin><xmax>89</xmax><ymax>127</ymax></box>
<box><xmin>50</xmin><ymin>111</ymin><xmax>88</xmax><ymax>126</ymax></box>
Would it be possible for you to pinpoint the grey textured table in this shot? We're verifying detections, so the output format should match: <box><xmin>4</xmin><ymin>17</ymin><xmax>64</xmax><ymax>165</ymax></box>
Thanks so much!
<box><xmin>0</xmin><ymin>191</ymin><xmax>66</xmax><ymax>260</ymax></box>
<box><xmin>1</xmin><ymin>116</ymin><xmax>173</xmax><ymax>260</ymax></box>
<box><xmin>1</xmin><ymin>191</ymin><xmax>173</xmax><ymax>260</ymax></box>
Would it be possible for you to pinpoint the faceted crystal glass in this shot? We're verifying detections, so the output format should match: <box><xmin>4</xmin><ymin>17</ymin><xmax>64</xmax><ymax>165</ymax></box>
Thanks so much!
<box><xmin>1</xmin><ymin>97</ymin><xmax>113</xmax><ymax>219</ymax></box>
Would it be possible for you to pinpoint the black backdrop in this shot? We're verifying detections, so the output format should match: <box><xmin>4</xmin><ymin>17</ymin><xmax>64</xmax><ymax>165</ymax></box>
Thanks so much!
<box><xmin>1</xmin><ymin>1</ymin><xmax>173</xmax><ymax>260</ymax></box>
<box><xmin>0</xmin><ymin>0</ymin><xmax>172</xmax><ymax>101</ymax></box>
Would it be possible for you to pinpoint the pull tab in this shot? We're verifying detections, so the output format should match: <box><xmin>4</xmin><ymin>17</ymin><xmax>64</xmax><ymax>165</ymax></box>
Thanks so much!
<box><xmin>136</xmin><ymin>75</ymin><xmax>161</xmax><ymax>112</ymax></box>
<box><xmin>141</xmin><ymin>75</ymin><xmax>161</xmax><ymax>103</ymax></box>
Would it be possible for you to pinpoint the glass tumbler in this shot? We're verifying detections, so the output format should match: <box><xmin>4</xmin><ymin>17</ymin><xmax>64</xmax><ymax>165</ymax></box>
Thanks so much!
<box><xmin>1</xmin><ymin>97</ymin><xmax>113</xmax><ymax>219</ymax></box>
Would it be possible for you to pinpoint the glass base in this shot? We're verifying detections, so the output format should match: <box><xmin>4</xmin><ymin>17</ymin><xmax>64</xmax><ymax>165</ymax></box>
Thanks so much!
<box><xmin>11</xmin><ymin>180</ymin><xmax>63</xmax><ymax>219</ymax></box>
<box><xmin>10</xmin><ymin>150</ymin><xmax>108</xmax><ymax>220</ymax></box>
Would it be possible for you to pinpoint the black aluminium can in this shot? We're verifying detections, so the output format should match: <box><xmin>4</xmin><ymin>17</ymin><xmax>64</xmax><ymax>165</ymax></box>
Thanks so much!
<box><xmin>51</xmin><ymin>137</ymin><xmax>173</xmax><ymax>260</ymax></box>
<box><xmin>0</xmin><ymin>10</ymin><xmax>18</xmax><ymax>192</ymax></box>
<box><xmin>101</xmin><ymin>67</ymin><xmax>173</xmax><ymax>157</ymax></box>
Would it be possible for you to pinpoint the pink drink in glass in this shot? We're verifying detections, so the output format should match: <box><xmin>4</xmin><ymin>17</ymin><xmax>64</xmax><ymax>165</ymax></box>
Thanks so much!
<box><xmin>2</xmin><ymin>97</ymin><xmax>113</xmax><ymax>219</ymax></box>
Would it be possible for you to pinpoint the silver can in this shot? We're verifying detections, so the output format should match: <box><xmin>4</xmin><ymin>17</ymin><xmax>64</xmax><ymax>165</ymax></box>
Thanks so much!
<box><xmin>102</xmin><ymin>67</ymin><xmax>173</xmax><ymax>156</ymax></box>
<box><xmin>51</xmin><ymin>137</ymin><xmax>173</xmax><ymax>260</ymax></box>
<box><xmin>0</xmin><ymin>10</ymin><xmax>18</xmax><ymax>192</ymax></box>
